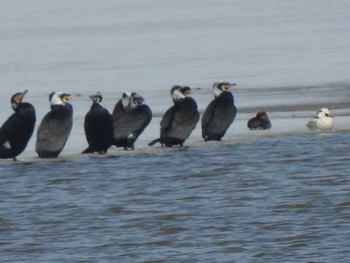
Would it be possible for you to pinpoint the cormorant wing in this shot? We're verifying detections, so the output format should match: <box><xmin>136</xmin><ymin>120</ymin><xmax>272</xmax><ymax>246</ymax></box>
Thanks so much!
<box><xmin>215</xmin><ymin>103</ymin><xmax>236</xmax><ymax>124</ymax></box>
<box><xmin>112</xmin><ymin>100</ymin><xmax>125</xmax><ymax>120</ymax></box>
<box><xmin>114</xmin><ymin>105</ymin><xmax>152</xmax><ymax>139</ymax></box>
<box><xmin>85</xmin><ymin>106</ymin><xmax>113</xmax><ymax>144</ymax></box>
<box><xmin>201</xmin><ymin>100</ymin><xmax>217</xmax><ymax>129</ymax></box>
<box><xmin>36</xmin><ymin>111</ymin><xmax>73</xmax><ymax>152</ymax></box>
<box><xmin>207</xmin><ymin>97</ymin><xmax>236</xmax><ymax>125</ymax></box>
<box><xmin>162</xmin><ymin>98</ymin><xmax>199</xmax><ymax>139</ymax></box>
<box><xmin>201</xmin><ymin>94</ymin><xmax>236</xmax><ymax>140</ymax></box>
<box><xmin>160</xmin><ymin>105</ymin><xmax>176</xmax><ymax>137</ymax></box>
<box><xmin>0</xmin><ymin>114</ymin><xmax>18</xmax><ymax>145</ymax></box>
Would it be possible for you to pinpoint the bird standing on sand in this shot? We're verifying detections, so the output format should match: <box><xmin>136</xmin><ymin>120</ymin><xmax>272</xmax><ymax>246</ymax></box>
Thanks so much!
<box><xmin>307</xmin><ymin>108</ymin><xmax>334</xmax><ymax>132</ymax></box>
<box><xmin>82</xmin><ymin>92</ymin><xmax>113</xmax><ymax>154</ymax></box>
<box><xmin>113</xmin><ymin>92</ymin><xmax>152</xmax><ymax>150</ymax></box>
<box><xmin>0</xmin><ymin>90</ymin><xmax>36</xmax><ymax>161</ymax></box>
<box><xmin>36</xmin><ymin>92</ymin><xmax>73</xmax><ymax>158</ymax></box>
<box><xmin>247</xmin><ymin>111</ymin><xmax>272</xmax><ymax>130</ymax></box>
<box><xmin>201</xmin><ymin>82</ymin><xmax>237</xmax><ymax>141</ymax></box>
<box><xmin>149</xmin><ymin>85</ymin><xmax>200</xmax><ymax>147</ymax></box>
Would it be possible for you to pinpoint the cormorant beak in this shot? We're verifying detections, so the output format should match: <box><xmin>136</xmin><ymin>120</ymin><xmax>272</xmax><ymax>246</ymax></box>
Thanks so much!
<box><xmin>186</xmin><ymin>87</ymin><xmax>201</xmax><ymax>95</ymax></box>
<box><xmin>16</xmin><ymin>89</ymin><xmax>28</xmax><ymax>103</ymax></box>
<box><xmin>226</xmin><ymin>83</ymin><xmax>237</xmax><ymax>90</ymax></box>
<box><xmin>62</xmin><ymin>94</ymin><xmax>71</xmax><ymax>102</ymax></box>
<box><xmin>20</xmin><ymin>89</ymin><xmax>28</xmax><ymax>100</ymax></box>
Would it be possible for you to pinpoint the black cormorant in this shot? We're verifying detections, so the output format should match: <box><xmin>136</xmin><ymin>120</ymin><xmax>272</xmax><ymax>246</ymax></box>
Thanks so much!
<box><xmin>82</xmin><ymin>92</ymin><xmax>113</xmax><ymax>154</ymax></box>
<box><xmin>247</xmin><ymin>111</ymin><xmax>272</xmax><ymax>130</ymax></box>
<box><xmin>149</xmin><ymin>85</ymin><xmax>199</xmax><ymax>147</ymax></box>
<box><xmin>113</xmin><ymin>92</ymin><xmax>152</xmax><ymax>150</ymax></box>
<box><xmin>36</xmin><ymin>92</ymin><xmax>73</xmax><ymax>158</ymax></box>
<box><xmin>0</xmin><ymin>90</ymin><xmax>36</xmax><ymax>161</ymax></box>
<box><xmin>201</xmin><ymin>82</ymin><xmax>237</xmax><ymax>141</ymax></box>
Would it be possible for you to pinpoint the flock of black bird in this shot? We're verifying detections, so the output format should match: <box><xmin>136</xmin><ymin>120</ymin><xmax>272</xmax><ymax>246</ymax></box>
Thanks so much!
<box><xmin>0</xmin><ymin>82</ymin><xmax>271</xmax><ymax>161</ymax></box>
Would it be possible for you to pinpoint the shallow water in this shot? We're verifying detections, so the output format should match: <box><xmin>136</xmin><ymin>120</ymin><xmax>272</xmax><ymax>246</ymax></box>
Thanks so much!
<box><xmin>1</xmin><ymin>132</ymin><xmax>350</xmax><ymax>262</ymax></box>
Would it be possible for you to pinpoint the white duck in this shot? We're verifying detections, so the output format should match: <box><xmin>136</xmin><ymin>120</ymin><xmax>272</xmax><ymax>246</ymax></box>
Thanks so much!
<box><xmin>307</xmin><ymin>108</ymin><xmax>334</xmax><ymax>132</ymax></box>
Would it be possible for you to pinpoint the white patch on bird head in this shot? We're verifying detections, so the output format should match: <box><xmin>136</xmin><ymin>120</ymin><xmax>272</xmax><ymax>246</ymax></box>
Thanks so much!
<box><xmin>212</xmin><ymin>83</ymin><xmax>223</xmax><ymax>97</ymax></box>
<box><xmin>171</xmin><ymin>86</ymin><xmax>186</xmax><ymax>102</ymax></box>
<box><xmin>212</xmin><ymin>82</ymin><xmax>236</xmax><ymax>98</ymax></box>
<box><xmin>49</xmin><ymin>92</ymin><xmax>65</xmax><ymax>106</ymax></box>
<box><xmin>122</xmin><ymin>92</ymin><xmax>132</xmax><ymax>110</ymax></box>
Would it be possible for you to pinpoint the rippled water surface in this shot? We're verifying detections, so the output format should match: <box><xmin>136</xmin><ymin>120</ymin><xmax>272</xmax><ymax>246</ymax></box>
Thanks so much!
<box><xmin>1</xmin><ymin>132</ymin><xmax>349</xmax><ymax>262</ymax></box>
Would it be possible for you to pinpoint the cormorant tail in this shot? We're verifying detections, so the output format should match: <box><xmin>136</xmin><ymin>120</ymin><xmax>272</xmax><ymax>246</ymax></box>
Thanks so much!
<box><xmin>81</xmin><ymin>147</ymin><xmax>94</xmax><ymax>154</ymax></box>
<box><xmin>148</xmin><ymin>138</ymin><xmax>160</xmax><ymax>146</ymax></box>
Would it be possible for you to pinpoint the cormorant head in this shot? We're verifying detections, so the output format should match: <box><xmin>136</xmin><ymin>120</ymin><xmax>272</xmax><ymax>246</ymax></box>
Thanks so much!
<box><xmin>122</xmin><ymin>92</ymin><xmax>132</xmax><ymax>110</ymax></box>
<box><xmin>11</xmin><ymin>90</ymin><xmax>28</xmax><ymax>110</ymax></box>
<box><xmin>49</xmin><ymin>92</ymin><xmax>71</xmax><ymax>106</ymax></box>
<box><xmin>171</xmin><ymin>85</ymin><xmax>197</xmax><ymax>103</ymax></box>
<box><xmin>256</xmin><ymin>111</ymin><xmax>268</xmax><ymax>119</ymax></box>
<box><xmin>213</xmin><ymin>82</ymin><xmax>236</xmax><ymax>97</ymax></box>
<box><xmin>130</xmin><ymin>92</ymin><xmax>144</xmax><ymax>109</ymax></box>
<box><xmin>89</xmin><ymin>92</ymin><xmax>103</xmax><ymax>104</ymax></box>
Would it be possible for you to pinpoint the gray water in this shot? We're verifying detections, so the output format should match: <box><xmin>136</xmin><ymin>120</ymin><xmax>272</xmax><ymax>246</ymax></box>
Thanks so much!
<box><xmin>1</xmin><ymin>0</ymin><xmax>350</xmax><ymax>262</ymax></box>
<box><xmin>1</xmin><ymin>132</ymin><xmax>349</xmax><ymax>262</ymax></box>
